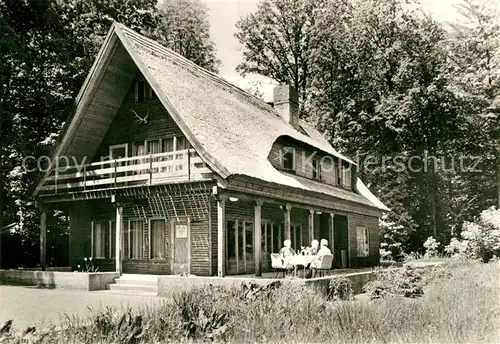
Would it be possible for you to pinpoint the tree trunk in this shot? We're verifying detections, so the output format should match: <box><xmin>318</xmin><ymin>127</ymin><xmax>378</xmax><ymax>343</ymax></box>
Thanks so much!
<box><xmin>497</xmin><ymin>147</ymin><xmax>500</xmax><ymax>209</ymax></box>
<box><xmin>426</xmin><ymin>150</ymin><xmax>438</xmax><ymax>239</ymax></box>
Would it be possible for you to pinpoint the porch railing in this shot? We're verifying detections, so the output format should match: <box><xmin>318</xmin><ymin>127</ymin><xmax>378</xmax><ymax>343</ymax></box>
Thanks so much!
<box><xmin>39</xmin><ymin>149</ymin><xmax>212</xmax><ymax>194</ymax></box>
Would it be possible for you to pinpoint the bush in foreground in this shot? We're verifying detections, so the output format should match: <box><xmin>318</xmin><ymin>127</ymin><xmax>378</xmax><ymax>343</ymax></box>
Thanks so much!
<box><xmin>1</xmin><ymin>260</ymin><xmax>499</xmax><ymax>343</ymax></box>
<box><xmin>363</xmin><ymin>264</ymin><xmax>424</xmax><ymax>299</ymax></box>
<box><xmin>445</xmin><ymin>206</ymin><xmax>500</xmax><ymax>262</ymax></box>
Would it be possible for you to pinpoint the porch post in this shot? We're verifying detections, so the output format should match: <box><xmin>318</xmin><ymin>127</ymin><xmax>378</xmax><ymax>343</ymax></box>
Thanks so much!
<box><xmin>40</xmin><ymin>209</ymin><xmax>47</xmax><ymax>271</ymax></box>
<box><xmin>329</xmin><ymin>213</ymin><xmax>335</xmax><ymax>256</ymax></box>
<box><xmin>254</xmin><ymin>200</ymin><xmax>263</xmax><ymax>277</ymax></box>
<box><xmin>217</xmin><ymin>197</ymin><xmax>226</xmax><ymax>277</ymax></box>
<box><xmin>284</xmin><ymin>204</ymin><xmax>291</xmax><ymax>241</ymax></box>
<box><xmin>115</xmin><ymin>204</ymin><xmax>123</xmax><ymax>274</ymax></box>
<box><xmin>308</xmin><ymin>209</ymin><xmax>314</xmax><ymax>244</ymax></box>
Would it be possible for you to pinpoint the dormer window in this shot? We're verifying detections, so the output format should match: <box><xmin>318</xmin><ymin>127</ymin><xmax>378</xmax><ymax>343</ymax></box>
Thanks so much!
<box><xmin>282</xmin><ymin>146</ymin><xmax>295</xmax><ymax>170</ymax></box>
<box><xmin>342</xmin><ymin>164</ymin><xmax>352</xmax><ymax>189</ymax></box>
<box><xmin>312</xmin><ymin>158</ymin><xmax>321</xmax><ymax>180</ymax></box>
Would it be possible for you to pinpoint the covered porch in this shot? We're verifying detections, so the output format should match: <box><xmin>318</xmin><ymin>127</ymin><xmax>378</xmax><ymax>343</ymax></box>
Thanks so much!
<box><xmin>213</xmin><ymin>186</ymin><xmax>355</xmax><ymax>278</ymax></box>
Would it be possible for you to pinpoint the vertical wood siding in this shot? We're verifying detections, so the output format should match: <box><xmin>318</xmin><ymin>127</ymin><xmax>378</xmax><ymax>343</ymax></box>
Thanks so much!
<box><xmin>347</xmin><ymin>213</ymin><xmax>380</xmax><ymax>267</ymax></box>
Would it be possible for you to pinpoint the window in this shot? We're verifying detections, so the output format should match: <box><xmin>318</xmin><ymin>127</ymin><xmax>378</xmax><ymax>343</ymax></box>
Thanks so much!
<box><xmin>245</xmin><ymin>221</ymin><xmax>253</xmax><ymax>261</ymax></box>
<box><xmin>133</xmin><ymin>141</ymin><xmax>146</xmax><ymax>156</ymax></box>
<box><xmin>136</xmin><ymin>80</ymin><xmax>145</xmax><ymax>103</ymax></box>
<box><xmin>342</xmin><ymin>165</ymin><xmax>352</xmax><ymax>189</ymax></box>
<box><xmin>176</xmin><ymin>136</ymin><xmax>189</xmax><ymax>151</ymax></box>
<box><xmin>337</xmin><ymin>163</ymin><xmax>342</xmax><ymax>185</ymax></box>
<box><xmin>312</xmin><ymin>158</ymin><xmax>321</xmax><ymax>180</ymax></box>
<box><xmin>227</xmin><ymin>220</ymin><xmax>236</xmax><ymax>260</ymax></box>
<box><xmin>109</xmin><ymin>221</ymin><xmax>116</xmax><ymax>259</ymax></box>
<box><xmin>282</xmin><ymin>146</ymin><xmax>295</xmax><ymax>170</ymax></box>
<box><xmin>356</xmin><ymin>227</ymin><xmax>369</xmax><ymax>257</ymax></box>
<box><xmin>162</xmin><ymin>137</ymin><xmax>174</xmax><ymax>153</ymax></box>
<box><xmin>147</xmin><ymin>140</ymin><xmax>160</xmax><ymax>155</ymax></box>
<box><xmin>91</xmin><ymin>222</ymin><xmax>106</xmax><ymax>259</ymax></box>
<box><xmin>129</xmin><ymin>220</ymin><xmax>144</xmax><ymax>259</ymax></box>
<box><xmin>332</xmin><ymin>161</ymin><xmax>338</xmax><ymax>185</ymax></box>
<box><xmin>150</xmin><ymin>86</ymin><xmax>158</xmax><ymax>100</ymax></box>
<box><xmin>150</xmin><ymin>219</ymin><xmax>166</xmax><ymax>259</ymax></box>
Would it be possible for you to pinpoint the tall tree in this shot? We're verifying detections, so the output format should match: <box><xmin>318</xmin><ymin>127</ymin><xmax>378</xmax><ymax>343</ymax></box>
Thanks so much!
<box><xmin>308</xmin><ymin>0</ymin><xmax>465</xmax><ymax>249</ymax></box>
<box><xmin>58</xmin><ymin>0</ymin><xmax>159</xmax><ymax>79</ymax></box>
<box><xmin>448</xmin><ymin>0</ymin><xmax>500</xmax><ymax>210</ymax></box>
<box><xmin>0</xmin><ymin>0</ymin><xmax>222</xmax><ymax>267</ymax></box>
<box><xmin>0</xmin><ymin>0</ymin><xmax>79</xmax><ymax>267</ymax></box>
<box><xmin>154</xmin><ymin>0</ymin><xmax>220</xmax><ymax>72</ymax></box>
<box><xmin>234</xmin><ymin>0</ymin><xmax>325</xmax><ymax>112</ymax></box>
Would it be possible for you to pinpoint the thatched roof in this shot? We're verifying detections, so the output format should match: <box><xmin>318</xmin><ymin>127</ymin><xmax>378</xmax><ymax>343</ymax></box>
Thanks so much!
<box><xmin>35</xmin><ymin>22</ymin><xmax>388</xmax><ymax>212</ymax></box>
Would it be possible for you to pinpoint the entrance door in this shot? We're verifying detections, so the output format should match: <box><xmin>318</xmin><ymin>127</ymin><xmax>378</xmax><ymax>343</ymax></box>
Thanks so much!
<box><xmin>170</xmin><ymin>218</ymin><xmax>190</xmax><ymax>274</ymax></box>
<box><xmin>334</xmin><ymin>215</ymin><xmax>349</xmax><ymax>268</ymax></box>
<box><xmin>226</xmin><ymin>219</ymin><xmax>254</xmax><ymax>274</ymax></box>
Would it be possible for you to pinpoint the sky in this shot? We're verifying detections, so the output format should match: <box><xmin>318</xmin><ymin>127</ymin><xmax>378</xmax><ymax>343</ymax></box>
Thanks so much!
<box><xmin>200</xmin><ymin>0</ymin><xmax>463</xmax><ymax>100</ymax></box>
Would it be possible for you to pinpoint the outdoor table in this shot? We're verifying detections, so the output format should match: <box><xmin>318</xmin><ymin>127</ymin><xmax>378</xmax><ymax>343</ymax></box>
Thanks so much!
<box><xmin>286</xmin><ymin>254</ymin><xmax>317</xmax><ymax>277</ymax></box>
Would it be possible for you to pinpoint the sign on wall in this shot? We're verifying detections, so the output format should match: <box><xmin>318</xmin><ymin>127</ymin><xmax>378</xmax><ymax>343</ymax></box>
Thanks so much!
<box><xmin>175</xmin><ymin>224</ymin><xmax>188</xmax><ymax>238</ymax></box>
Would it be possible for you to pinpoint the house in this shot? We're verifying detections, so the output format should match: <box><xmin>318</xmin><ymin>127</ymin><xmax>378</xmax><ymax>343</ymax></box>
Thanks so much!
<box><xmin>33</xmin><ymin>22</ymin><xmax>388</xmax><ymax>277</ymax></box>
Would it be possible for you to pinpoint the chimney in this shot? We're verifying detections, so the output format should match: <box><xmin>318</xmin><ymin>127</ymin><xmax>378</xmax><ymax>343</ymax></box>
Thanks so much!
<box><xmin>273</xmin><ymin>85</ymin><xmax>299</xmax><ymax>130</ymax></box>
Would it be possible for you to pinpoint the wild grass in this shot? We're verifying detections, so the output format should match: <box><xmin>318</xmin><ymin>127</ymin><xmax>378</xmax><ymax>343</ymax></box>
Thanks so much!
<box><xmin>1</xmin><ymin>259</ymin><xmax>499</xmax><ymax>343</ymax></box>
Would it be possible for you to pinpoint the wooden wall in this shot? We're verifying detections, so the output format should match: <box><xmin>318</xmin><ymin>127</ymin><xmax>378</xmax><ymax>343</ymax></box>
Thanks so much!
<box><xmin>348</xmin><ymin>213</ymin><xmax>380</xmax><ymax>267</ymax></box>
<box><xmin>68</xmin><ymin>188</ymin><xmax>213</xmax><ymax>276</ymax></box>
<box><xmin>94</xmin><ymin>73</ymin><xmax>184</xmax><ymax>161</ymax></box>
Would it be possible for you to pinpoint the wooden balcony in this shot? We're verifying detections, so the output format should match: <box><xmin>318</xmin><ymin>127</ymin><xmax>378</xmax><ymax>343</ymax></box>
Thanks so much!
<box><xmin>38</xmin><ymin>149</ymin><xmax>213</xmax><ymax>195</ymax></box>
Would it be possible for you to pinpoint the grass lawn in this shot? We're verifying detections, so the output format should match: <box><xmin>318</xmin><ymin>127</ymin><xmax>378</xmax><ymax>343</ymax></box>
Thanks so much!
<box><xmin>1</xmin><ymin>259</ymin><xmax>499</xmax><ymax>343</ymax></box>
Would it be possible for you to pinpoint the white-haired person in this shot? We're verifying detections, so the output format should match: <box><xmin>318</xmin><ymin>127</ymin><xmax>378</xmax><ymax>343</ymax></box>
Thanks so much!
<box><xmin>309</xmin><ymin>239</ymin><xmax>319</xmax><ymax>256</ymax></box>
<box><xmin>311</xmin><ymin>239</ymin><xmax>332</xmax><ymax>278</ymax></box>
<box><xmin>279</xmin><ymin>239</ymin><xmax>296</xmax><ymax>273</ymax></box>
<box><xmin>279</xmin><ymin>239</ymin><xmax>296</xmax><ymax>260</ymax></box>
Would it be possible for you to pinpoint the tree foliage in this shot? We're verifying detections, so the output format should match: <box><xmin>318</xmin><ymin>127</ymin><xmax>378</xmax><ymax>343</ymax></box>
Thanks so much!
<box><xmin>154</xmin><ymin>0</ymin><xmax>220</xmax><ymax>72</ymax></box>
<box><xmin>235</xmin><ymin>0</ymin><xmax>324</xmax><ymax>111</ymax></box>
<box><xmin>235</xmin><ymin>0</ymin><xmax>499</xmax><ymax>257</ymax></box>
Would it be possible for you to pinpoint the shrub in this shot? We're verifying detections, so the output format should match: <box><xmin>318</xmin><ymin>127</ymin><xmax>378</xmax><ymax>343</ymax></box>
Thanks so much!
<box><xmin>423</xmin><ymin>236</ymin><xmax>440</xmax><ymax>257</ymax></box>
<box><xmin>327</xmin><ymin>276</ymin><xmax>353</xmax><ymax>301</ymax></box>
<box><xmin>173</xmin><ymin>288</ymin><xmax>228</xmax><ymax>341</ymax></box>
<box><xmin>363</xmin><ymin>265</ymin><xmax>424</xmax><ymax>299</ymax></box>
<box><xmin>444</xmin><ymin>207</ymin><xmax>500</xmax><ymax>262</ymax></box>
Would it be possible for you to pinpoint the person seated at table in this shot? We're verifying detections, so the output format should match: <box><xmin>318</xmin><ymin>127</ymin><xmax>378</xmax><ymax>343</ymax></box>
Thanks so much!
<box><xmin>279</xmin><ymin>239</ymin><xmax>296</xmax><ymax>261</ymax></box>
<box><xmin>308</xmin><ymin>239</ymin><xmax>319</xmax><ymax>255</ymax></box>
<box><xmin>311</xmin><ymin>239</ymin><xmax>332</xmax><ymax>277</ymax></box>
<box><xmin>302</xmin><ymin>239</ymin><xmax>319</xmax><ymax>278</ymax></box>
<box><xmin>317</xmin><ymin>239</ymin><xmax>332</xmax><ymax>257</ymax></box>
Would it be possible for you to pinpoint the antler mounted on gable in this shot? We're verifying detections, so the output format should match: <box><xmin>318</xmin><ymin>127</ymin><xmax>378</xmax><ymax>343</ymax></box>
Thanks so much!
<box><xmin>130</xmin><ymin>107</ymin><xmax>149</xmax><ymax>125</ymax></box>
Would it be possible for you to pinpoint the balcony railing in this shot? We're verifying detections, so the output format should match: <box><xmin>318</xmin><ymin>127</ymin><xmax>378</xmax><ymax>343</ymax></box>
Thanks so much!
<box><xmin>39</xmin><ymin>149</ymin><xmax>212</xmax><ymax>195</ymax></box>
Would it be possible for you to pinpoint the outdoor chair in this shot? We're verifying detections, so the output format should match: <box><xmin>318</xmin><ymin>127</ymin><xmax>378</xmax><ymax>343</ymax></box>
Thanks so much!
<box><xmin>270</xmin><ymin>253</ymin><xmax>294</xmax><ymax>278</ymax></box>
<box><xmin>311</xmin><ymin>254</ymin><xmax>333</xmax><ymax>277</ymax></box>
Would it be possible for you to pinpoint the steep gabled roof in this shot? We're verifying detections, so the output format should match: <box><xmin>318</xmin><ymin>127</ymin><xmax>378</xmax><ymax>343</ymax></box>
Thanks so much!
<box><xmin>34</xmin><ymin>22</ymin><xmax>388</xmax><ymax>212</ymax></box>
